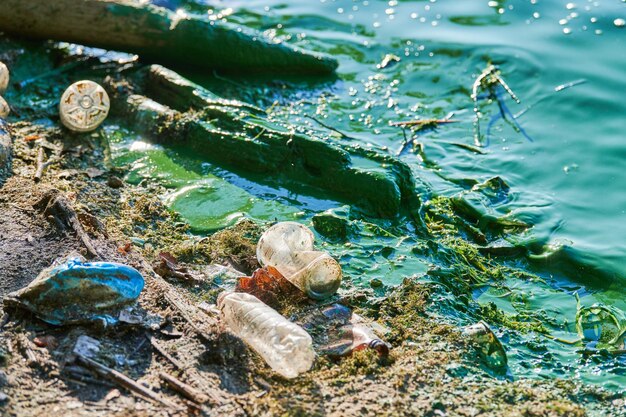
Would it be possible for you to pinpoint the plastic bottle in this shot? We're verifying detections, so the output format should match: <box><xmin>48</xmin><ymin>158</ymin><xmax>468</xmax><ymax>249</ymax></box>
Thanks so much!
<box><xmin>257</xmin><ymin>221</ymin><xmax>342</xmax><ymax>300</ymax></box>
<box><xmin>0</xmin><ymin>95</ymin><xmax>9</xmax><ymax>119</ymax></box>
<box><xmin>218</xmin><ymin>292</ymin><xmax>315</xmax><ymax>378</ymax></box>
<box><xmin>0</xmin><ymin>62</ymin><xmax>8</xmax><ymax>93</ymax></box>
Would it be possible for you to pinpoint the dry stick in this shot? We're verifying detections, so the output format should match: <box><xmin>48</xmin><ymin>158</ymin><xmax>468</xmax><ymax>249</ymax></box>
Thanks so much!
<box><xmin>148</xmin><ymin>335</ymin><xmax>186</xmax><ymax>371</ymax></box>
<box><xmin>33</xmin><ymin>145</ymin><xmax>63</xmax><ymax>182</ymax></box>
<box><xmin>16</xmin><ymin>334</ymin><xmax>37</xmax><ymax>366</ymax></box>
<box><xmin>76</xmin><ymin>354</ymin><xmax>184</xmax><ymax>412</ymax></box>
<box><xmin>159</xmin><ymin>372</ymin><xmax>208</xmax><ymax>404</ymax></box>
<box><xmin>35</xmin><ymin>191</ymin><xmax>100</xmax><ymax>258</ymax></box>
<box><xmin>164</xmin><ymin>289</ymin><xmax>216</xmax><ymax>343</ymax></box>
<box><xmin>390</xmin><ymin>119</ymin><xmax>458</xmax><ymax>128</ymax></box>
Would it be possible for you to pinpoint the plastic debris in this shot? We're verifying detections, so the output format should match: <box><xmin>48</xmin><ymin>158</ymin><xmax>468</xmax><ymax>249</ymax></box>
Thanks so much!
<box><xmin>59</xmin><ymin>80</ymin><xmax>110</xmax><ymax>132</ymax></box>
<box><xmin>322</xmin><ymin>324</ymin><xmax>390</xmax><ymax>358</ymax></box>
<box><xmin>462</xmin><ymin>321</ymin><xmax>508</xmax><ymax>369</ymax></box>
<box><xmin>0</xmin><ymin>95</ymin><xmax>9</xmax><ymax>119</ymax></box>
<box><xmin>73</xmin><ymin>335</ymin><xmax>101</xmax><ymax>359</ymax></box>
<box><xmin>4</xmin><ymin>256</ymin><xmax>144</xmax><ymax>326</ymax></box>
<box><xmin>235</xmin><ymin>266</ymin><xmax>304</xmax><ymax>309</ymax></box>
<box><xmin>257</xmin><ymin>222</ymin><xmax>342</xmax><ymax>300</ymax></box>
<box><xmin>153</xmin><ymin>252</ymin><xmax>201</xmax><ymax>281</ymax></box>
<box><xmin>0</xmin><ymin>62</ymin><xmax>8</xmax><ymax>93</ymax></box>
<box><xmin>218</xmin><ymin>292</ymin><xmax>315</xmax><ymax>378</ymax></box>
<box><xmin>575</xmin><ymin>296</ymin><xmax>626</xmax><ymax>350</ymax></box>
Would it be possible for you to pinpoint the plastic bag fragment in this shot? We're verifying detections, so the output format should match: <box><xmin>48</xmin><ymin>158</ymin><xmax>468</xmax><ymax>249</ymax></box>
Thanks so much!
<box><xmin>235</xmin><ymin>265</ymin><xmax>305</xmax><ymax>309</ymax></box>
<box><xmin>4</xmin><ymin>256</ymin><xmax>144</xmax><ymax>326</ymax></box>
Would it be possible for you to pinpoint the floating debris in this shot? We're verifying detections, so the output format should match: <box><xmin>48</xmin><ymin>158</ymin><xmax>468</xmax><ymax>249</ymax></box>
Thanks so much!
<box><xmin>59</xmin><ymin>80</ymin><xmax>110</xmax><ymax>132</ymax></box>
<box><xmin>4</xmin><ymin>256</ymin><xmax>144</xmax><ymax>326</ymax></box>
<box><xmin>257</xmin><ymin>222</ymin><xmax>342</xmax><ymax>300</ymax></box>
<box><xmin>218</xmin><ymin>292</ymin><xmax>315</xmax><ymax>378</ymax></box>
<box><xmin>471</xmin><ymin>64</ymin><xmax>532</xmax><ymax>146</ymax></box>
<box><xmin>462</xmin><ymin>321</ymin><xmax>508</xmax><ymax>370</ymax></box>
<box><xmin>377</xmin><ymin>53</ymin><xmax>401</xmax><ymax>69</ymax></box>
<box><xmin>575</xmin><ymin>294</ymin><xmax>626</xmax><ymax>351</ymax></box>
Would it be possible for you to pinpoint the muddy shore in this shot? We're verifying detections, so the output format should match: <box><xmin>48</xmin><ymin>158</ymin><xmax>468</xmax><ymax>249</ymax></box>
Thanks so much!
<box><xmin>0</xmin><ymin>118</ymin><xmax>621</xmax><ymax>416</ymax></box>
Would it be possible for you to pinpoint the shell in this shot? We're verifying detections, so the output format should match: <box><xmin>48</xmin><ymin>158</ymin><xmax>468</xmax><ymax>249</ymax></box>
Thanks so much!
<box><xmin>0</xmin><ymin>62</ymin><xmax>8</xmax><ymax>93</ymax></box>
<box><xmin>59</xmin><ymin>80</ymin><xmax>110</xmax><ymax>132</ymax></box>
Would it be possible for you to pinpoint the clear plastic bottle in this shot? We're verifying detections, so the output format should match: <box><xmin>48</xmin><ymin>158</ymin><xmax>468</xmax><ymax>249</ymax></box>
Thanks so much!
<box><xmin>257</xmin><ymin>221</ymin><xmax>342</xmax><ymax>300</ymax></box>
<box><xmin>218</xmin><ymin>292</ymin><xmax>315</xmax><ymax>378</ymax></box>
<box><xmin>0</xmin><ymin>62</ymin><xmax>8</xmax><ymax>93</ymax></box>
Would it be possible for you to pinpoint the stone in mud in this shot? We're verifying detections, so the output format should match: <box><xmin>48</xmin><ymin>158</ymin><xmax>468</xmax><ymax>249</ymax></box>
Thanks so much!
<box><xmin>4</xmin><ymin>255</ymin><xmax>144</xmax><ymax>326</ymax></box>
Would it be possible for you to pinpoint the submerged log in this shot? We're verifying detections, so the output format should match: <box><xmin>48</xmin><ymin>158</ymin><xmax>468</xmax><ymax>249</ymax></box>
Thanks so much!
<box><xmin>0</xmin><ymin>0</ymin><xmax>337</xmax><ymax>75</ymax></box>
<box><xmin>107</xmin><ymin>65</ymin><xmax>412</xmax><ymax>218</ymax></box>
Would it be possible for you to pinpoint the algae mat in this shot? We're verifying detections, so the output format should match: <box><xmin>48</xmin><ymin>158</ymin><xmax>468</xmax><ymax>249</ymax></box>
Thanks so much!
<box><xmin>108</xmin><ymin>0</ymin><xmax>626</xmax><ymax>393</ymax></box>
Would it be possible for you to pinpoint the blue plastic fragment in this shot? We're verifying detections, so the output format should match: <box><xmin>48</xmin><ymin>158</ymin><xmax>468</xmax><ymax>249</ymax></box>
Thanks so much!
<box><xmin>5</xmin><ymin>257</ymin><xmax>145</xmax><ymax>326</ymax></box>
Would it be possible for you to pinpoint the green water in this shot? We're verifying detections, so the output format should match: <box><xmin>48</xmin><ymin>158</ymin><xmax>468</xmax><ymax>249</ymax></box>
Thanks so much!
<box><xmin>105</xmin><ymin>0</ymin><xmax>625</xmax><ymax>391</ymax></box>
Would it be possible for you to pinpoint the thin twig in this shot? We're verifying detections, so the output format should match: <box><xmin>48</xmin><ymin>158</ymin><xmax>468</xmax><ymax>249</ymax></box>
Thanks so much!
<box><xmin>159</xmin><ymin>372</ymin><xmax>208</xmax><ymax>404</ymax></box>
<box><xmin>76</xmin><ymin>354</ymin><xmax>184</xmax><ymax>411</ymax></box>
<box><xmin>148</xmin><ymin>335</ymin><xmax>186</xmax><ymax>371</ymax></box>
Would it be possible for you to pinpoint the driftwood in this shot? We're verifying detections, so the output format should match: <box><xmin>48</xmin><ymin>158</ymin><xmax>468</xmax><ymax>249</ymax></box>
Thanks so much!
<box><xmin>108</xmin><ymin>65</ymin><xmax>415</xmax><ymax>218</ymax></box>
<box><xmin>0</xmin><ymin>0</ymin><xmax>337</xmax><ymax>75</ymax></box>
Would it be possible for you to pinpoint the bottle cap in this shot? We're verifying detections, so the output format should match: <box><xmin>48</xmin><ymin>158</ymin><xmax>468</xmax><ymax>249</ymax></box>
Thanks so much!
<box><xmin>59</xmin><ymin>80</ymin><xmax>110</xmax><ymax>132</ymax></box>
<box><xmin>0</xmin><ymin>62</ymin><xmax>8</xmax><ymax>94</ymax></box>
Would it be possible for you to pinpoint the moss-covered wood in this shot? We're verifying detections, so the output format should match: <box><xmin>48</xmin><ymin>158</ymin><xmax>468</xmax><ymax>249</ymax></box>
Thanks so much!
<box><xmin>0</xmin><ymin>0</ymin><xmax>337</xmax><ymax>75</ymax></box>
<box><xmin>107</xmin><ymin>65</ymin><xmax>417</xmax><ymax>218</ymax></box>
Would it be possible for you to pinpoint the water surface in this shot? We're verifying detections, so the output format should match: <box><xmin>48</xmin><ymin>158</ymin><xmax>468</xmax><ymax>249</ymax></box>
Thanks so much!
<box><xmin>108</xmin><ymin>0</ymin><xmax>626</xmax><ymax>391</ymax></box>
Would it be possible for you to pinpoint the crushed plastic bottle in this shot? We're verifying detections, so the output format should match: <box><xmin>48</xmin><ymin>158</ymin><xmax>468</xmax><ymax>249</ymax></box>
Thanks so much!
<box><xmin>0</xmin><ymin>62</ymin><xmax>8</xmax><ymax>93</ymax></box>
<box><xmin>59</xmin><ymin>80</ymin><xmax>110</xmax><ymax>132</ymax></box>
<box><xmin>257</xmin><ymin>222</ymin><xmax>342</xmax><ymax>300</ymax></box>
<box><xmin>218</xmin><ymin>292</ymin><xmax>315</xmax><ymax>378</ymax></box>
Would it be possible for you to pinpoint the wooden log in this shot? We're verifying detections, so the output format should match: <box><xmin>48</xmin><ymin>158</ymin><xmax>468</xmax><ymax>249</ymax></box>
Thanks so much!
<box><xmin>108</xmin><ymin>67</ymin><xmax>406</xmax><ymax>218</ymax></box>
<box><xmin>0</xmin><ymin>0</ymin><xmax>337</xmax><ymax>75</ymax></box>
